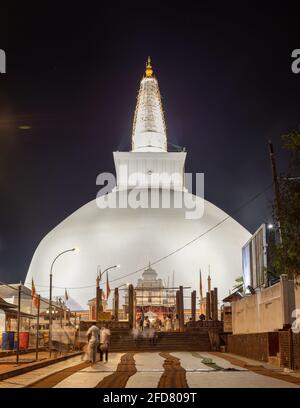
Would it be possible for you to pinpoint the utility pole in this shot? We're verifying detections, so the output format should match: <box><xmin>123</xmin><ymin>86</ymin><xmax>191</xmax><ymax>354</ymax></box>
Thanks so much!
<box><xmin>268</xmin><ymin>140</ymin><xmax>283</xmax><ymax>242</ymax></box>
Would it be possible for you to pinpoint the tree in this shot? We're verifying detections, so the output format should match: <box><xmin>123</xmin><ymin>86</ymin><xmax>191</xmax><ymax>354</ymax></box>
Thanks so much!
<box><xmin>272</xmin><ymin>131</ymin><xmax>300</xmax><ymax>277</ymax></box>
<box><xmin>232</xmin><ymin>276</ymin><xmax>244</xmax><ymax>292</ymax></box>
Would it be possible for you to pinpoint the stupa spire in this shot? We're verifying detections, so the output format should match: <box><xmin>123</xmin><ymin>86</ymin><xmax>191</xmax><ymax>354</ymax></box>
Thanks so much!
<box><xmin>132</xmin><ymin>57</ymin><xmax>167</xmax><ymax>152</ymax></box>
<box><xmin>145</xmin><ymin>56</ymin><xmax>153</xmax><ymax>78</ymax></box>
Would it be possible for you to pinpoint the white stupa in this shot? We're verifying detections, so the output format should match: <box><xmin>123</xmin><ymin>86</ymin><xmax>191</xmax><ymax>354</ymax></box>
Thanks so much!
<box><xmin>26</xmin><ymin>58</ymin><xmax>251</xmax><ymax>307</ymax></box>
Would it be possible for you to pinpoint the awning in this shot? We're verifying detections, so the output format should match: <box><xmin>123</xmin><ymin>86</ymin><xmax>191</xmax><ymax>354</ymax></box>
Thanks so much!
<box><xmin>5</xmin><ymin>308</ymin><xmax>36</xmax><ymax>319</ymax></box>
<box><xmin>0</xmin><ymin>297</ymin><xmax>17</xmax><ymax>310</ymax></box>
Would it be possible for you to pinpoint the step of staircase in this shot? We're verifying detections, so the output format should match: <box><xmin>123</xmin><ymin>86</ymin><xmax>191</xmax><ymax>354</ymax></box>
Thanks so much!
<box><xmin>109</xmin><ymin>331</ymin><xmax>211</xmax><ymax>352</ymax></box>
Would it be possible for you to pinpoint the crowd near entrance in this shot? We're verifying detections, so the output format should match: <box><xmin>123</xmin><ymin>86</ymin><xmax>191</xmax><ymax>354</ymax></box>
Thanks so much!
<box><xmin>136</xmin><ymin>306</ymin><xmax>179</xmax><ymax>332</ymax></box>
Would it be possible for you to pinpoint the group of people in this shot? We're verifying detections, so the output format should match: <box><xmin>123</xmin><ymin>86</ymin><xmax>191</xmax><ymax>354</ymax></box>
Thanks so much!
<box><xmin>85</xmin><ymin>323</ymin><xmax>111</xmax><ymax>366</ymax></box>
<box><xmin>136</xmin><ymin>313</ymin><xmax>180</xmax><ymax>333</ymax></box>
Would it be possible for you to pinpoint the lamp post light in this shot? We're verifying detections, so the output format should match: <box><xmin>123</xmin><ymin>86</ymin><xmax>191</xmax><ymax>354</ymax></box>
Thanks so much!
<box><xmin>97</xmin><ymin>264</ymin><xmax>120</xmax><ymax>282</ymax></box>
<box><xmin>95</xmin><ymin>264</ymin><xmax>120</xmax><ymax>320</ymax></box>
<box><xmin>49</xmin><ymin>247</ymin><xmax>78</xmax><ymax>356</ymax></box>
<box><xmin>117</xmin><ymin>282</ymin><xmax>129</xmax><ymax>289</ymax></box>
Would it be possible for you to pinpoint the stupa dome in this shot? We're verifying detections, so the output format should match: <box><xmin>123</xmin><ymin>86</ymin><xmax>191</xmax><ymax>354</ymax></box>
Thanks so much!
<box><xmin>25</xmin><ymin>58</ymin><xmax>251</xmax><ymax>307</ymax></box>
<box><xmin>26</xmin><ymin>189</ymin><xmax>250</xmax><ymax>306</ymax></box>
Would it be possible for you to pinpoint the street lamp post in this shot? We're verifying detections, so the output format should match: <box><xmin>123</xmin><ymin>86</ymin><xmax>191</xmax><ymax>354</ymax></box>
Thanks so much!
<box><xmin>49</xmin><ymin>248</ymin><xmax>78</xmax><ymax>356</ymax></box>
<box><xmin>97</xmin><ymin>264</ymin><xmax>120</xmax><ymax>282</ymax></box>
<box><xmin>95</xmin><ymin>264</ymin><xmax>120</xmax><ymax>321</ymax></box>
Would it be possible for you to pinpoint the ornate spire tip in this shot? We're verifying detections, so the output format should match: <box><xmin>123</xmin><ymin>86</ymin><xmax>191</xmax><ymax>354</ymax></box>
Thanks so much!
<box><xmin>145</xmin><ymin>56</ymin><xmax>153</xmax><ymax>78</ymax></box>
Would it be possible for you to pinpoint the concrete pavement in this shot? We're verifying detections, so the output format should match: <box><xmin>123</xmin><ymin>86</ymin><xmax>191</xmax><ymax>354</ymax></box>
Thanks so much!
<box><xmin>0</xmin><ymin>351</ymin><xmax>299</xmax><ymax>388</ymax></box>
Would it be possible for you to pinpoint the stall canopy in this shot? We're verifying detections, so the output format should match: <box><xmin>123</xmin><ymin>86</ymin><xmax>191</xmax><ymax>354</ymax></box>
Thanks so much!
<box><xmin>0</xmin><ymin>297</ymin><xmax>17</xmax><ymax>310</ymax></box>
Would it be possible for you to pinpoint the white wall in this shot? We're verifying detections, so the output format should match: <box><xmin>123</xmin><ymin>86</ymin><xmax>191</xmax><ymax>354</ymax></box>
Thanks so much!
<box><xmin>232</xmin><ymin>276</ymin><xmax>295</xmax><ymax>334</ymax></box>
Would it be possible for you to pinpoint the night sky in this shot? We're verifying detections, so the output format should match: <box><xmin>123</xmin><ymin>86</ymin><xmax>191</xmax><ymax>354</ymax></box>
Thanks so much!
<box><xmin>0</xmin><ymin>2</ymin><xmax>299</xmax><ymax>284</ymax></box>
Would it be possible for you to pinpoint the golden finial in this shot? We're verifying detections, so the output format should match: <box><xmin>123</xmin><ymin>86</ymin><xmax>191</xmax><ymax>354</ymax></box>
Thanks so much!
<box><xmin>145</xmin><ymin>56</ymin><xmax>153</xmax><ymax>78</ymax></box>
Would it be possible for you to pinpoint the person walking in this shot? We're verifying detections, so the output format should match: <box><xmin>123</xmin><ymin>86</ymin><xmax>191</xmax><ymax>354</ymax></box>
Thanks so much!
<box><xmin>86</xmin><ymin>324</ymin><xmax>100</xmax><ymax>366</ymax></box>
<box><xmin>99</xmin><ymin>324</ymin><xmax>111</xmax><ymax>363</ymax></box>
<box><xmin>165</xmin><ymin>314</ymin><xmax>172</xmax><ymax>332</ymax></box>
<box><xmin>174</xmin><ymin>314</ymin><xmax>180</xmax><ymax>331</ymax></box>
<box><xmin>140</xmin><ymin>311</ymin><xmax>145</xmax><ymax>332</ymax></box>
<box><xmin>131</xmin><ymin>327</ymin><xmax>139</xmax><ymax>347</ymax></box>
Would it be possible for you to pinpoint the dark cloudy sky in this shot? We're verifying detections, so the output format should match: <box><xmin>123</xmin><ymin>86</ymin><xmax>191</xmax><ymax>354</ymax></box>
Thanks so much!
<box><xmin>0</xmin><ymin>2</ymin><xmax>299</xmax><ymax>283</ymax></box>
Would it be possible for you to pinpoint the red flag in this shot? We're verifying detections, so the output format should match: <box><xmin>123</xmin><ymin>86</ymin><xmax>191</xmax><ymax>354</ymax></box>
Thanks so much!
<box><xmin>106</xmin><ymin>271</ymin><xmax>111</xmax><ymax>300</ymax></box>
<box><xmin>64</xmin><ymin>288</ymin><xmax>69</xmax><ymax>301</ymax></box>
<box><xmin>31</xmin><ymin>278</ymin><xmax>39</xmax><ymax>308</ymax></box>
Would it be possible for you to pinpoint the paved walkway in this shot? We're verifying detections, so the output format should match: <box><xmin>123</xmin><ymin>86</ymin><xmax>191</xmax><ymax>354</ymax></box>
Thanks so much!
<box><xmin>0</xmin><ymin>352</ymin><xmax>47</xmax><ymax>375</ymax></box>
<box><xmin>0</xmin><ymin>355</ymin><xmax>83</xmax><ymax>388</ymax></box>
<box><xmin>0</xmin><ymin>351</ymin><xmax>77</xmax><ymax>378</ymax></box>
<box><xmin>0</xmin><ymin>352</ymin><xmax>299</xmax><ymax>388</ymax></box>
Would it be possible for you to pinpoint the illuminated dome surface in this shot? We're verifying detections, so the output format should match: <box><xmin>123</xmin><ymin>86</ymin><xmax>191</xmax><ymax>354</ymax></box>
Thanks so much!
<box><xmin>26</xmin><ymin>189</ymin><xmax>250</xmax><ymax>307</ymax></box>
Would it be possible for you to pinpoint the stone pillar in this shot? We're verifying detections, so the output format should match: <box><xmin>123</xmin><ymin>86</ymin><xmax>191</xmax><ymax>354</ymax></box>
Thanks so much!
<box><xmin>96</xmin><ymin>288</ymin><xmax>103</xmax><ymax>321</ymax></box>
<box><xmin>114</xmin><ymin>287</ymin><xmax>119</xmax><ymax>321</ymax></box>
<box><xmin>191</xmin><ymin>290</ymin><xmax>196</xmax><ymax>321</ymax></box>
<box><xmin>179</xmin><ymin>286</ymin><xmax>184</xmax><ymax>331</ymax></box>
<box><xmin>99</xmin><ymin>288</ymin><xmax>103</xmax><ymax>313</ymax></box>
<box><xmin>210</xmin><ymin>290</ymin><xmax>215</xmax><ymax>320</ymax></box>
<box><xmin>128</xmin><ymin>284</ymin><xmax>134</xmax><ymax>329</ymax></box>
<box><xmin>206</xmin><ymin>292</ymin><xmax>211</xmax><ymax>320</ymax></box>
<box><xmin>280</xmin><ymin>274</ymin><xmax>296</xmax><ymax>327</ymax></box>
<box><xmin>176</xmin><ymin>290</ymin><xmax>180</xmax><ymax>316</ymax></box>
<box><xmin>133</xmin><ymin>291</ymin><xmax>137</xmax><ymax>328</ymax></box>
<box><xmin>213</xmin><ymin>287</ymin><xmax>218</xmax><ymax>321</ymax></box>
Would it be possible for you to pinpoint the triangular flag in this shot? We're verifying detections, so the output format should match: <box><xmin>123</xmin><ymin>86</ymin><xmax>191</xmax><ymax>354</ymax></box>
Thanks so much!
<box><xmin>31</xmin><ymin>278</ymin><xmax>39</xmax><ymax>308</ymax></box>
<box><xmin>64</xmin><ymin>288</ymin><xmax>69</xmax><ymax>301</ymax></box>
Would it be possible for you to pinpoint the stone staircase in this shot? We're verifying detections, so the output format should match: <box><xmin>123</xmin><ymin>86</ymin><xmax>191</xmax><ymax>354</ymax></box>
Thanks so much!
<box><xmin>109</xmin><ymin>330</ymin><xmax>212</xmax><ymax>352</ymax></box>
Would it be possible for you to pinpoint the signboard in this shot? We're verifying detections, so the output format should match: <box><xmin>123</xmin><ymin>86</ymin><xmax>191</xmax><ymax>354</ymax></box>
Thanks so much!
<box><xmin>242</xmin><ymin>224</ymin><xmax>268</xmax><ymax>291</ymax></box>
<box><xmin>98</xmin><ymin>311</ymin><xmax>111</xmax><ymax>321</ymax></box>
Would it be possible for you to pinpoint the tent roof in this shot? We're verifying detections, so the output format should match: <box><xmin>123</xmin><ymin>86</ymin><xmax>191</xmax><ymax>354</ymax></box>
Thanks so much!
<box><xmin>0</xmin><ymin>297</ymin><xmax>17</xmax><ymax>309</ymax></box>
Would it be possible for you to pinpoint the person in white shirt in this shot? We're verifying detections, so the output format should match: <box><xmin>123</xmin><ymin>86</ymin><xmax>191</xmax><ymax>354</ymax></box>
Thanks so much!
<box><xmin>165</xmin><ymin>315</ymin><xmax>172</xmax><ymax>332</ymax></box>
<box><xmin>86</xmin><ymin>324</ymin><xmax>100</xmax><ymax>365</ymax></box>
<box><xmin>99</xmin><ymin>324</ymin><xmax>111</xmax><ymax>362</ymax></box>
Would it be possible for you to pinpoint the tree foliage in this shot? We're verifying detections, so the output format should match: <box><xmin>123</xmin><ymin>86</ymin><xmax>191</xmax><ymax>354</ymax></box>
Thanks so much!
<box><xmin>232</xmin><ymin>276</ymin><xmax>244</xmax><ymax>292</ymax></box>
<box><xmin>272</xmin><ymin>131</ymin><xmax>300</xmax><ymax>277</ymax></box>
